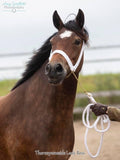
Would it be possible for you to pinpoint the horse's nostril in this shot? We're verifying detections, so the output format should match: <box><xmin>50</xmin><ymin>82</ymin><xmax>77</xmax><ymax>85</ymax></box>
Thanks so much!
<box><xmin>45</xmin><ymin>63</ymin><xmax>51</xmax><ymax>74</ymax></box>
<box><xmin>55</xmin><ymin>64</ymin><xmax>63</xmax><ymax>73</ymax></box>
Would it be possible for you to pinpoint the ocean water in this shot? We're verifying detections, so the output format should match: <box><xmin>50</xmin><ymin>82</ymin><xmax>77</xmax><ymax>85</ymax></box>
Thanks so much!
<box><xmin>0</xmin><ymin>48</ymin><xmax>120</xmax><ymax>80</ymax></box>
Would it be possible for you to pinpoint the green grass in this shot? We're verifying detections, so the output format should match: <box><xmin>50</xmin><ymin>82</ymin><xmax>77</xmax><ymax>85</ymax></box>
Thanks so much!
<box><xmin>74</xmin><ymin>73</ymin><xmax>120</xmax><ymax>120</ymax></box>
<box><xmin>0</xmin><ymin>79</ymin><xmax>17</xmax><ymax>96</ymax></box>
<box><xmin>0</xmin><ymin>73</ymin><xmax>120</xmax><ymax>97</ymax></box>
<box><xmin>77</xmin><ymin>73</ymin><xmax>120</xmax><ymax>93</ymax></box>
<box><xmin>75</xmin><ymin>73</ymin><xmax>120</xmax><ymax>107</ymax></box>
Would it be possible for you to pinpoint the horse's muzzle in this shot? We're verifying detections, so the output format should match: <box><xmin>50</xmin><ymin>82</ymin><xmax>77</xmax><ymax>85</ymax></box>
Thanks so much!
<box><xmin>45</xmin><ymin>63</ymin><xmax>66</xmax><ymax>85</ymax></box>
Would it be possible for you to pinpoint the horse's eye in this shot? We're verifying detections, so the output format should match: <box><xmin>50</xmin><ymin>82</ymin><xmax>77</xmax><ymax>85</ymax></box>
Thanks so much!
<box><xmin>74</xmin><ymin>39</ymin><xmax>81</xmax><ymax>45</ymax></box>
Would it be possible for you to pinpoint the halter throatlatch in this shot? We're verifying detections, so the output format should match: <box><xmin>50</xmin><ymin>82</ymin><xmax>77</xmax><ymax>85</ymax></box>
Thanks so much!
<box><xmin>49</xmin><ymin>43</ymin><xmax>85</xmax><ymax>72</ymax></box>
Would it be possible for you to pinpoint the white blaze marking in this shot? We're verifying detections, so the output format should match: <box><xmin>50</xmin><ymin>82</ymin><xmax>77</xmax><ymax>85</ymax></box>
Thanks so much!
<box><xmin>60</xmin><ymin>30</ymin><xmax>72</xmax><ymax>39</ymax></box>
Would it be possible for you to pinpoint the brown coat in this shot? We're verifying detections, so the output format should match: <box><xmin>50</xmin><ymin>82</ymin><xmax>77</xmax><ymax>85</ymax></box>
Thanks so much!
<box><xmin>108</xmin><ymin>107</ymin><xmax>120</xmax><ymax>122</ymax></box>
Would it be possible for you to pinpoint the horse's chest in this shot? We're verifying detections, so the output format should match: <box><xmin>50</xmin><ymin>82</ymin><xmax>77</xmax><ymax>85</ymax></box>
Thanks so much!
<box><xmin>38</xmin><ymin>119</ymin><xmax>74</xmax><ymax>150</ymax></box>
<box><xmin>22</xmin><ymin>115</ymin><xmax>73</xmax><ymax>157</ymax></box>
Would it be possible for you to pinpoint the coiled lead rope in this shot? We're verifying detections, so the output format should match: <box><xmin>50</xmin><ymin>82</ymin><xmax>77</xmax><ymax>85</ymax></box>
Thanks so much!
<box><xmin>82</xmin><ymin>93</ymin><xmax>110</xmax><ymax>158</ymax></box>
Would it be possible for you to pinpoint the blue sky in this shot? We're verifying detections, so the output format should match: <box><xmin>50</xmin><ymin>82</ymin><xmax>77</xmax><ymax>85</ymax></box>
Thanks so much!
<box><xmin>0</xmin><ymin>0</ymin><xmax>120</xmax><ymax>53</ymax></box>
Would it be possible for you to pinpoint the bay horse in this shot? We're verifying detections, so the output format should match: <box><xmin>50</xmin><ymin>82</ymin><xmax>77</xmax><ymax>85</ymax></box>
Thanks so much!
<box><xmin>0</xmin><ymin>9</ymin><xmax>88</xmax><ymax>160</ymax></box>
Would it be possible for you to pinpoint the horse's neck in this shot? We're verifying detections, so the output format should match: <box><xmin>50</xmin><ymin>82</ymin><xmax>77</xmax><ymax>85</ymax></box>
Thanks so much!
<box><xmin>12</xmin><ymin>61</ymin><xmax>78</xmax><ymax>117</ymax></box>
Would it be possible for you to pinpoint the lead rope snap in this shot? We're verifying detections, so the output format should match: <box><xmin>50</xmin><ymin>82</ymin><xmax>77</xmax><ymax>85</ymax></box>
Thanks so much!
<box><xmin>82</xmin><ymin>92</ymin><xmax>110</xmax><ymax>158</ymax></box>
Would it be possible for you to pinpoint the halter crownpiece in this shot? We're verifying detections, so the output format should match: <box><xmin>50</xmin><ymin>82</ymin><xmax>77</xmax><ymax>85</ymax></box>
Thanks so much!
<box><xmin>49</xmin><ymin>43</ymin><xmax>85</xmax><ymax>72</ymax></box>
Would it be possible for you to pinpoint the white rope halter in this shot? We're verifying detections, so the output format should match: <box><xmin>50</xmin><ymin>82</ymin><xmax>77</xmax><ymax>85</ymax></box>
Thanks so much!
<box><xmin>82</xmin><ymin>93</ymin><xmax>110</xmax><ymax>158</ymax></box>
<box><xmin>49</xmin><ymin>43</ymin><xmax>85</xmax><ymax>72</ymax></box>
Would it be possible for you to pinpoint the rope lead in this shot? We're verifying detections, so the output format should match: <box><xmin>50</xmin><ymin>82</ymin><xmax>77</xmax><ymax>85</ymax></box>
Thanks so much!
<box><xmin>82</xmin><ymin>93</ymin><xmax>110</xmax><ymax>158</ymax></box>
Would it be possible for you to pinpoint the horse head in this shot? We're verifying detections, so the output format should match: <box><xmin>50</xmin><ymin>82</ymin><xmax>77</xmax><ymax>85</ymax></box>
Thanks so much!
<box><xmin>45</xmin><ymin>9</ymin><xmax>89</xmax><ymax>85</ymax></box>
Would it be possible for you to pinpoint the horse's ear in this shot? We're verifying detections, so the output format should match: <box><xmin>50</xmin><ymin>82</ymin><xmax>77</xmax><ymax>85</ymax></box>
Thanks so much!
<box><xmin>76</xmin><ymin>9</ymin><xmax>84</xmax><ymax>29</ymax></box>
<box><xmin>53</xmin><ymin>10</ymin><xmax>64</xmax><ymax>30</ymax></box>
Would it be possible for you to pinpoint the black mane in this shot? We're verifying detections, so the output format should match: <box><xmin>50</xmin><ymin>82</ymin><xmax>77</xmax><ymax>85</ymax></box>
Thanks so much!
<box><xmin>12</xmin><ymin>20</ymin><xmax>88</xmax><ymax>91</ymax></box>
<box><xmin>11</xmin><ymin>33</ymin><xmax>57</xmax><ymax>91</ymax></box>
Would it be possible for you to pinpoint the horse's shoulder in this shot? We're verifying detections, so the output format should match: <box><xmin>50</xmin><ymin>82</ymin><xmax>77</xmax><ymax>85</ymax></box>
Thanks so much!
<box><xmin>0</xmin><ymin>96</ymin><xmax>7</xmax><ymax>105</ymax></box>
<box><xmin>0</xmin><ymin>96</ymin><xmax>4</xmax><ymax>101</ymax></box>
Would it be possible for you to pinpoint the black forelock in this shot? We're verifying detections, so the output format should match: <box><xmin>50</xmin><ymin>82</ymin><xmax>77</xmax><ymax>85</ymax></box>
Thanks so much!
<box><xmin>64</xmin><ymin>20</ymin><xmax>89</xmax><ymax>43</ymax></box>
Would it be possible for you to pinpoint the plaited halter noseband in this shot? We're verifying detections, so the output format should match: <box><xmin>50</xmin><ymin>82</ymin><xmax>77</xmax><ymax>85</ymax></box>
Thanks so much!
<box><xmin>49</xmin><ymin>43</ymin><xmax>85</xmax><ymax>72</ymax></box>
